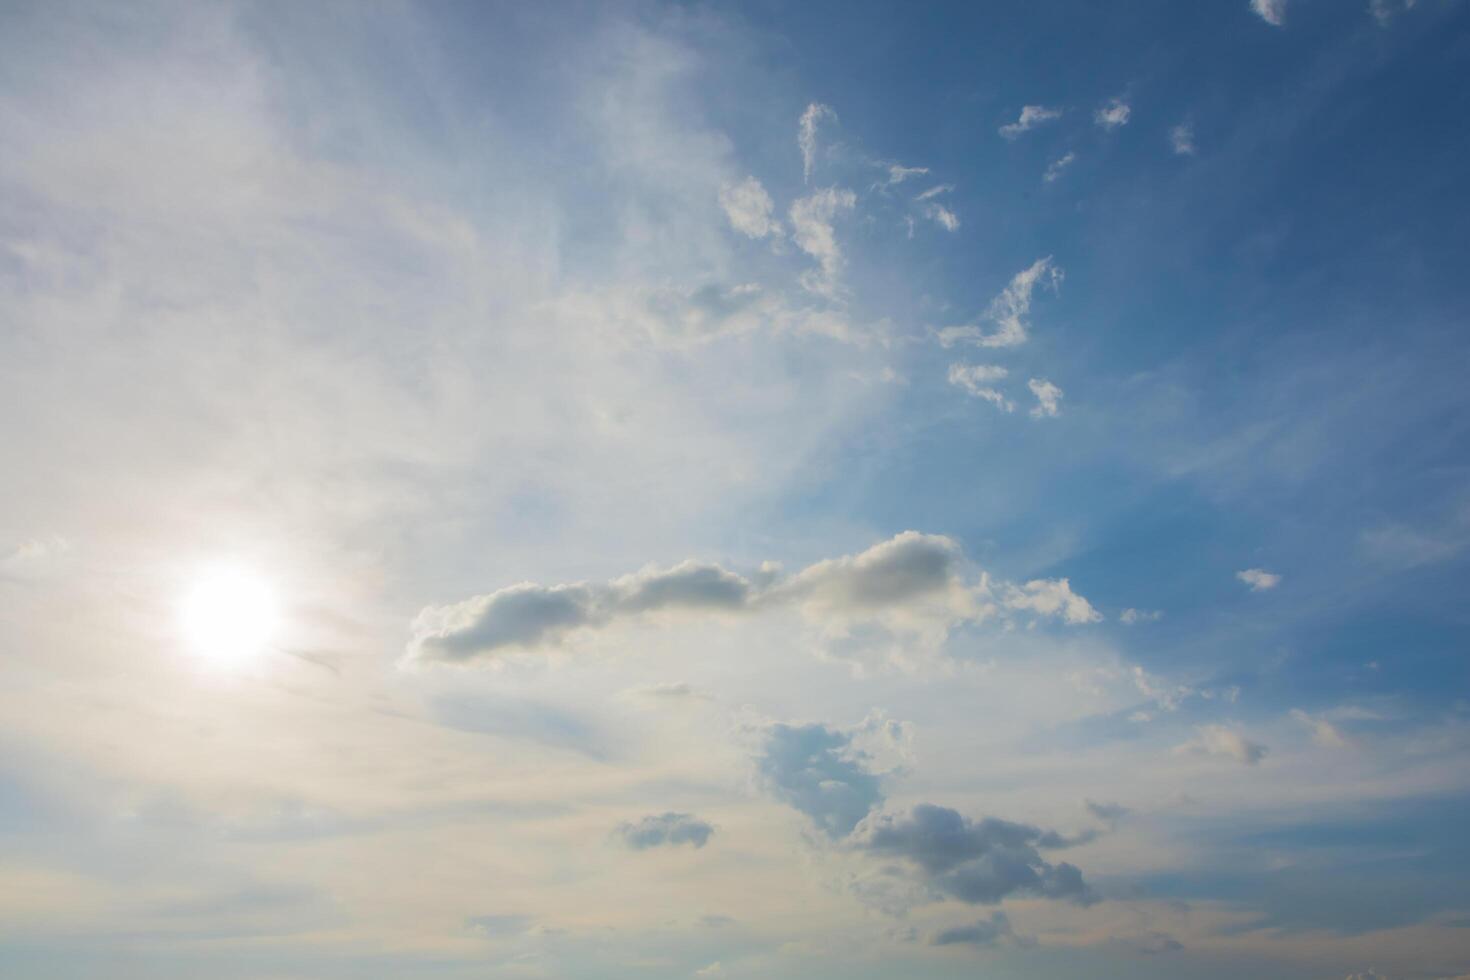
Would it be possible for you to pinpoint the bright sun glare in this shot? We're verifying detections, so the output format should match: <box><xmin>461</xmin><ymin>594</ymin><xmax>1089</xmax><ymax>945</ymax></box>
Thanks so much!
<box><xmin>179</xmin><ymin>565</ymin><xmax>280</xmax><ymax>665</ymax></box>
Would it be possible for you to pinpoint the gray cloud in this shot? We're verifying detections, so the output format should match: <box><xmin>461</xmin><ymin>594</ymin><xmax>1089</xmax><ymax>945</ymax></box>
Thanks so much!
<box><xmin>852</xmin><ymin>804</ymin><xmax>1098</xmax><ymax>906</ymax></box>
<box><xmin>930</xmin><ymin>911</ymin><xmax>1015</xmax><ymax>947</ymax></box>
<box><xmin>407</xmin><ymin>531</ymin><xmax>1099</xmax><ymax>665</ymax></box>
<box><xmin>1085</xmin><ymin>800</ymin><xmax>1131</xmax><ymax>824</ymax></box>
<box><xmin>616</xmin><ymin>812</ymin><xmax>714</xmax><ymax>850</ymax></box>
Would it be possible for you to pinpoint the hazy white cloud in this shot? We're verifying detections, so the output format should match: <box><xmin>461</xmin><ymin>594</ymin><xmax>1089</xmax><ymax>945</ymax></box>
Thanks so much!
<box><xmin>1003</xmin><ymin>578</ymin><xmax>1101</xmax><ymax>624</ymax></box>
<box><xmin>1094</xmin><ymin>98</ymin><xmax>1131</xmax><ymax>130</ymax></box>
<box><xmin>923</xmin><ymin>202</ymin><xmax>960</xmax><ymax>231</ymax></box>
<box><xmin>999</xmin><ymin>104</ymin><xmax>1063</xmax><ymax>140</ymax></box>
<box><xmin>884</xmin><ymin>163</ymin><xmax>929</xmax><ymax>186</ymax></box>
<box><xmin>1177</xmin><ymin>725</ymin><xmax>1269</xmax><ymax>765</ymax></box>
<box><xmin>930</xmin><ymin>911</ymin><xmax>1017</xmax><ymax>947</ymax></box>
<box><xmin>790</xmin><ymin>187</ymin><xmax>857</xmax><ymax>298</ymax></box>
<box><xmin>1369</xmin><ymin>0</ymin><xmax>1417</xmax><ymax>25</ymax></box>
<box><xmin>1120</xmin><ymin>608</ymin><xmax>1164</xmax><ymax>624</ymax></box>
<box><xmin>1252</xmin><ymin>0</ymin><xmax>1287</xmax><ymax>26</ymax></box>
<box><xmin>799</xmin><ymin>102</ymin><xmax>837</xmax><ymax>183</ymax></box>
<box><xmin>1171</xmin><ymin>122</ymin><xmax>1197</xmax><ymax>156</ymax></box>
<box><xmin>1291</xmin><ymin>709</ymin><xmax>1349</xmax><ymax>748</ymax></box>
<box><xmin>1043</xmin><ymin>151</ymin><xmax>1076</xmax><ymax>183</ymax></box>
<box><xmin>1236</xmin><ymin>568</ymin><xmax>1281</xmax><ymax>591</ymax></box>
<box><xmin>948</xmin><ymin>363</ymin><xmax>1013</xmax><ymax>411</ymax></box>
<box><xmin>938</xmin><ymin>258</ymin><xmax>1063</xmax><ymax>349</ymax></box>
<box><xmin>718</xmin><ymin>176</ymin><xmax>780</xmax><ymax>238</ymax></box>
<box><xmin>1028</xmin><ymin>378</ymin><xmax>1063</xmax><ymax>418</ymax></box>
<box><xmin>915</xmin><ymin>183</ymin><xmax>954</xmax><ymax>201</ymax></box>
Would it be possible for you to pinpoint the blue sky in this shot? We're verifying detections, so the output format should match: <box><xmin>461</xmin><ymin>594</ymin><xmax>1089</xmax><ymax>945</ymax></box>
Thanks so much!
<box><xmin>1</xmin><ymin>1</ymin><xmax>1469</xmax><ymax>977</ymax></box>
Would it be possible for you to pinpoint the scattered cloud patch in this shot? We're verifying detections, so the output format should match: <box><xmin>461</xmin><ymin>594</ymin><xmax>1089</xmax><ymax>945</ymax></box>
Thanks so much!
<box><xmin>756</xmin><ymin>717</ymin><xmax>906</xmax><ymax>838</ymax></box>
<box><xmin>1004</xmin><ymin>578</ymin><xmax>1100</xmax><ymax>624</ymax></box>
<box><xmin>1369</xmin><ymin>0</ymin><xmax>1417</xmax><ymax>25</ymax></box>
<box><xmin>884</xmin><ymin>163</ymin><xmax>929</xmax><ymax>186</ymax></box>
<box><xmin>1085</xmin><ymin>800</ymin><xmax>1131</xmax><ymax>825</ymax></box>
<box><xmin>1252</xmin><ymin>0</ymin><xmax>1287</xmax><ymax>26</ymax></box>
<box><xmin>617</xmin><ymin>812</ymin><xmax>715</xmax><ymax>850</ymax></box>
<box><xmin>930</xmin><ymin>911</ymin><xmax>1017</xmax><ymax>947</ymax></box>
<box><xmin>1291</xmin><ymin>709</ymin><xmax>1349</xmax><ymax>748</ymax></box>
<box><xmin>790</xmin><ymin>187</ymin><xmax>857</xmax><ymax>299</ymax></box>
<box><xmin>1236</xmin><ymin>568</ymin><xmax>1281</xmax><ymax>591</ymax></box>
<box><xmin>1028</xmin><ymin>378</ymin><xmax>1063</xmax><ymax>418</ymax></box>
<box><xmin>1094</xmin><ymin>98</ymin><xmax>1131</xmax><ymax>130</ymax></box>
<box><xmin>1171</xmin><ymin>122</ymin><xmax>1197</xmax><ymax>156</ymax></box>
<box><xmin>1043</xmin><ymin>152</ymin><xmax>1076</xmax><ymax>183</ymax></box>
<box><xmin>923</xmin><ymin>202</ymin><xmax>960</xmax><ymax>231</ymax></box>
<box><xmin>938</xmin><ymin>258</ymin><xmax>1063</xmax><ymax>349</ymax></box>
<box><xmin>948</xmin><ymin>363</ymin><xmax>1013</xmax><ymax>411</ymax></box>
<box><xmin>915</xmin><ymin>184</ymin><xmax>954</xmax><ymax>202</ymax></box>
<box><xmin>465</xmin><ymin>914</ymin><xmax>533</xmax><ymax>938</ymax></box>
<box><xmin>1120</xmin><ymin>608</ymin><xmax>1164</xmax><ymax>624</ymax></box>
<box><xmin>718</xmin><ymin>176</ymin><xmax>781</xmax><ymax>238</ymax></box>
<box><xmin>1177</xmin><ymin>725</ymin><xmax>1269</xmax><ymax>765</ymax></box>
<box><xmin>999</xmin><ymin>105</ymin><xmax>1063</xmax><ymax>140</ymax></box>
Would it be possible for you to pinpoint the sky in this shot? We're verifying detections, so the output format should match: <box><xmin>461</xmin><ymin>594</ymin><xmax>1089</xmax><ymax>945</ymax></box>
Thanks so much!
<box><xmin>1</xmin><ymin>1</ymin><xmax>1468</xmax><ymax>977</ymax></box>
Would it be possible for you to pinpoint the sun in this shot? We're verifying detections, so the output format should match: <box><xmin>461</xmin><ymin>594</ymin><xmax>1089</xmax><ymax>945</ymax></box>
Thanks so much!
<box><xmin>178</xmin><ymin>564</ymin><xmax>280</xmax><ymax>666</ymax></box>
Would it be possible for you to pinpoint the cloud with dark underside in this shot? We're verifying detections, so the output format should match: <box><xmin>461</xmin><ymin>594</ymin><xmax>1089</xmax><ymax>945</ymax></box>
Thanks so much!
<box><xmin>616</xmin><ymin>812</ymin><xmax>714</xmax><ymax>850</ymax></box>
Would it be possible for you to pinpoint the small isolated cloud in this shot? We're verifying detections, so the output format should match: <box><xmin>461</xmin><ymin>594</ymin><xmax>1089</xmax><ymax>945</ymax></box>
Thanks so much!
<box><xmin>1085</xmin><ymin>800</ymin><xmax>1130</xmax><ymax>825</ymax></box>
<box><xmin>1176</xmin><ymin>725</ymin><xmax>1268</xmax><ymax>765</ymax></box>
<box><xmin>719</xmin><ymin>176</ymin><xmax>780</xmax><ymax>239</ymax></box>
<box><xmin>1236</xmin><ymin>568</ymin><xmax>1281</xmax><ymax>592</ymax></box>
<box><xmin>1252</xmin><ymin>0</ymin><xmax>1287</xmax><ymax>26</ymax></box>
<box><xmin>915</xmin><ymin>184</ymin><xmax>953</xmax><ymax>202</ymax></box>
<box><xmin>465</xmin><ymin>914</ymin><xmax>533</xmax><ymax>938</ymax></box>
<box><xmin>756</xmin><ymin>716</ymin><xmax>906</xmax><ymax>838</ymax></box>
<box><xmin>884</xmin><ymin>163</ymin><xmax>929</xmax><ymax>186</ymax></box>
<box><xmin>1028</xmin><ymin>378</ymin><xmax>1063</xmax><ymax>418</ymax></box>
<box><xmin>790</xmin><ymin>187</ymin><xmax>858</xmax><ymax>299</ymax></box>
<box><xmin>923</xmin><ymin>202</ymin><xmax>960</xmax><ymax>231</ymax></box>
<box><xmin>930</xmin><ymin>911</ymin><xmax>1016</xmax><ymax>948</ymax></box>
<box><xmin>999</xmin><ymin>105</ymin><xmax>1063</xmax><ymax>140</ymax></box>
<box><xmin>1094</xmin><ymin>98</ymin><xmax>1131</xmax><ymax>130</ymax></box>
<box><xmin>1170</xmin><ymin>122</ymin><xmax>1197</xmax><ymax>156</ymax></box>
<box><xmin>1043</xmin><ymin>152</ymin><xmax>1076</xmax><ymax>183</ymax></box>
<box><xmin>1120</xmin><ymin>608</ymin><xmax>1164</xmax><ymax>624</ymax></box>
<box><xmin>1291</xmin><ymin>709</ymin><xmax>1349</xmax><ymax>748</ymax></box>
<box><xmin>852</xmin><ymin>804</ymin><xmax>1099</xmax><ymax>905</ymax></box>
<box><xmin>938</xmin><ymin>258</ymin><xmax>1063</xmax><ymax>349</ymax></box>
<box><xmin>617</xmin><ymin>812</ymin><xmax>715</xmax><ymax>850</ymax></box>
<box><xmin>948</xmin><ymin>363</ymin><xmax>1013</xmax><ymax>412</ymax></box>
<box><xmin>695</xmin><ymin>962</ymin><xmax>724</xmax><ymax>976</ymax></box>
<box><xmin>799</xmin><ymin>102</ymin><xmax>837</xmax><ymax>183</ymax></box>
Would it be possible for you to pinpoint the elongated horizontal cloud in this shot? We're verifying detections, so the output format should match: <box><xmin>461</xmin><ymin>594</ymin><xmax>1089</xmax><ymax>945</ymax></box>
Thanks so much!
<box><xmin>1094</xmin><ymin>98</ymin><xmax>1131</xmax><ymax>130</ymax></box>
<box><xmin>853</xmin><ymin>803</ymin><xmax>1099</xmax><ymax>905</ymax></box>
<box><xmin>999</xmin><ymin>104</ymin><xmax>1062</xmax><ymax>140</ymax></box>
<box><xmin>948</xmin><ymin>363</ymin><xmax>1013</xmax><ymax>411</ymax></box>
<box><xmin>406</xmin><ymin>531</ymin><xmax>1101</xmax><ymax>664</ymax></box>
<box><xmin>1236</xmin><ymin>567</ymin><xmax>1281</xmax><ymax>591</ymax></box>
<box><xmin>938</xmin><ymin>258</ymin><xmax>1062</xmax><ymax>349</ymax></box>
<box><xmin>616</xmin><ymin>812</ymin><xmax>714</xmax><ymax>850</ymax></box>
<box><xmin>931</xmin><ymin>911</ymin><xmax>1015</xmax><ymax>947</ymax></box>
<box><xmin>1176</xmin><ymin>725</ymin><xmax>1269</xmax><ymax>765</ymax></box>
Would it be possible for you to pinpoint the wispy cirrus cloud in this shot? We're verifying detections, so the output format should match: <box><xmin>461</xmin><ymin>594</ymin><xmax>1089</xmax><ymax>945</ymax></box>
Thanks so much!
<box><xmin>999</xmin><ymin>104</ymin><xmax>1063</xmax><ymax>140</ymax></box>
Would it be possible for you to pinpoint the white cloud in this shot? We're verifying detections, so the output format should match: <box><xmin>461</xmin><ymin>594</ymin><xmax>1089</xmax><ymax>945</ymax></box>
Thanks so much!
<box><xmin>1291</xmin><ymin>709</ymin><xmax>1350</xmax><ymax>748</ymax></box>
<box><xmin>1094</xmin><ymin>98</ymin><xmax>1131</xmax><ymax>130</ymax></box>
<box><xmin>915</xmin><ymin>183</ymin><xmax>953</xmax><ymax>201</ymax></box>
<box><xmin>1369</xmin><ymin>0</ymin><xmax>1417</xmax><ymax>25</ymax></box>
<box><xmin>1170</xmin><ymin>122</ymin><xmax>1197</xmax><ymax>156</ymax></box>
<box><xmin>1252</xmin><ymin>0</ymin><xmax>1287</xmax><ymax>26</ymax></box>
<box><xmin>799</xmin><ymin>102</ymin><xmax>837</xmax><ymax>183</ymax></box>
<box><xmin>1043</xmin><ymin>152</ymin><xmax>1076</xmax><ymax>184</ymax></box>
<box><xmin>718</xmin><ymin>176</ymin><xmax>780</xmax><ymax>238</ymax></box>
<box><xmin>1003</xmin><ymin>578</ymin><xmax>1102</xmax><ymax>624</ymax></box>
<box><xmin>948</xmin><ymin>363</ymin><xmax>1013</xmax><ymax>411</ymax></box>
<box><xmin>1176</xmin><ymin>725</ymin><xmax>1269</xmax><ymax>765</ymax></box>
<box><xmin>884</xmin><ymin>163</ymin><xmax>929</xmax><ymax>186</ymax></box>
<box><xmin>1028</xmin><ymin>378</ymin><xmax>1063</xmax><ymax>418</ymax></box>
<box><xmin>1120</xmin><ymin>608</ymin><xmax>1164</xmax><ymax>624</ymax></box>
<box><xmin>789</xmin><ymin>186</ymin><xmax>857</xmax><ymax>299</ymax></box>
<box><xmin>999</xmin><ymin>104</ymin><xmax>1063</xmax><ymax>140</ymax></box>
<box><xmin>1236</xmin><ymin>568</ymin><xmax>1281</xmax><ymax>591</ymax></box>
<box><xmin>923</xmin><ymin>202</ymin><xmax>960</xmax><ymax>231</ymax></box>
<box><xmin>938</xmin><ymin>257</ymin><xmax>1062</xmax><ymax>349</ymax></box>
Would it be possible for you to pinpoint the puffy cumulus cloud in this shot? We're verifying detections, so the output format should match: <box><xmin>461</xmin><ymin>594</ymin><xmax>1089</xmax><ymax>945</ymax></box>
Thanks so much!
<box><xmin>938</xmin><ymin>257</ymin><xmax>1063</xmax><ymax>350</ymax></box>
<box><xmin>1094</xmin><ymin>97</ymin><xmax>1131</xmax><ymax>130</ymax></box>
<box><xmin>930</xmin><ymin>911</ymin><xmax>1016</xmax><ymax>947</ymax></box>
<box><xmin>1003</xmin><ymin>578</ymin><xmax>1100</xmax><ymax>624</ymax></box>
<box><xmin>754</xmin><ymin>714</ymin><xmax>910</xmax><ymax>838</ymax></box>
<box><xmin>789</xmin><ymin>187</ymin><xmax>857</xmax><ymax>299</ymax></box>
<box><xmin>1176</xmin><ymin>725</ymin><xmax>1269</xmax><ymax>765</ymax></box>
<box><xmin>1171</xmin><ymin>122</ymin><xmax>1197</xmax><ymax>156</ymax></box>
<box><xmin>1043</xmin><ymin>151</ymin><xmax>1076</xmax><ymax>183</ymax></box>
<box><xmin>1119</xmin><ymin>608</ymin><xmax>1164</xmax><ymax>624</ymax></box>
<box><xmin>1252</xmin><ymin>0</ymin><xmax>1287</xmax><ymax>26</ymax></box>
<box><xmin>1028</xmin><ymin>378</ymin><xmax>1064</xmax><ymax>418</ymax></box>
<box><xmin>999</xmin><ymin>104</ymin><xmax>1063</xmax><ymax>140</ymax></box>
<box><xmin>798</xmin><ymin>102</ymin><xmax>837</xmax><ymax>183</ymax></box>
<box><xmin>718</xmin><ymin>176</ymin><xmax>780</xmax><ymax>238</ymax></box>
<box><xmin>616</xmin><ymin>812</ymin><xmax>715</xmax><ymax>850</ymax></box>
<box><xmin>406</xmin><ymin>531</ymin><xmax>1100</xmax><ymax>665</ymax></box>
<box><xmin>1236</xmin><ymin>567</ymin><xmax>1281</xmax><ymax>591</ymax></box>
<box><xmin>948</xmin><ymin>363</ymin><xmax>1014</xmax><ymax>412</ymax></box>
<box><xmin>852</xmin><ymin>804</ymin><xmax>1099</xmax><ymax>906</ymax></box>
